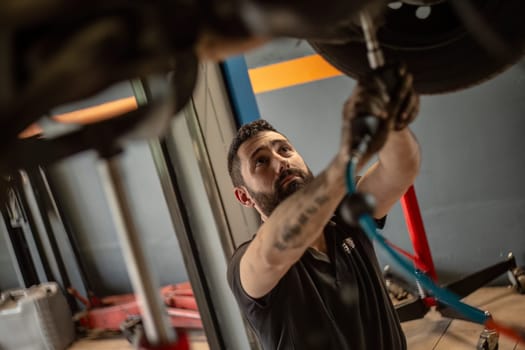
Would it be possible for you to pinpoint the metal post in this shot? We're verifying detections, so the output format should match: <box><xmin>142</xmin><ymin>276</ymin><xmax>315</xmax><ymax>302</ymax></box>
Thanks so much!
<box><xmin>400</xmin><ymin>186</ymin><xmax>437</xmax><ymax>281</ymax></box>
<box><xmin>359</xmin><ymin>9</ymin><xmax>438</xmax><ymax>282</ymax></box>
<box><xmin>359</xmin><ymin>11</ymin><xmax>385</xmax><ymax>70</ymax></box>
<box><xmin>98</xmin><ymin>154</ymin><xmax>175</xmax><ymax>346</ymax></box>
<box><xmin>0</xmin><ymin>206</ymin><xmax>29</xmax><ymax>288</ymax></box>
<box><xmin>19</xmin><ymin>170</ymin><xmax>56</xmax><ymax>283</ymax></box>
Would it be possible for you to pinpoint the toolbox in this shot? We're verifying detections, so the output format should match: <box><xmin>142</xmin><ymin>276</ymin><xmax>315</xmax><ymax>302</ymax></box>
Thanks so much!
<box><xmin>0</xmin><ymin>282</ymin><xmax>75</xmax><ymax>350</ymax></box>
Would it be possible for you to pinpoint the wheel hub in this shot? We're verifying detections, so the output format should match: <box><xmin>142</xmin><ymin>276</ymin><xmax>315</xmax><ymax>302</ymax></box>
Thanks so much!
<box><xmin>399</xmin><ymin>0</ymin><xmax>445</xmax><ymax>6</ymax></box>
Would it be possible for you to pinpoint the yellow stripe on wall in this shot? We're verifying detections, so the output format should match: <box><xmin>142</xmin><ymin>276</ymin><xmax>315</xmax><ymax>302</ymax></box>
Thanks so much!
<box><xmin>19</xmin><ymin>123</ymin><xmax>43</xmax><ymax>139</ymax></box>
<box><xmin>248</xmin><ymin>54</ymin><xmax>343</xmax><ymax>94</ymax></box>
<box><xmin>19</xmin><ymin>55</ymin><xmax>337</xmax><ymax>138</ymax></box>
<box><xmin>52</xmin><ymin>96</ymin><xmax>138</xmax><ymax>124</ymax></box>
<box><xmin>18</xmin><ymin>96</ymin><xmax>138</xmax><ymax>139</ymax></box>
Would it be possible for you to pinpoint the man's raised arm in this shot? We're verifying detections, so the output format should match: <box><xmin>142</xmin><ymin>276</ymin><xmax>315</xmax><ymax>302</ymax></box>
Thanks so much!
<box><xmin>238</xmin><ymin>67</ymin><xmax>420</xmax><ymax>299</ymax></box>
<box><xmin>240</xmin><ymin>152</ymin><xmax>349</xmax><ymax>298</ymax></box>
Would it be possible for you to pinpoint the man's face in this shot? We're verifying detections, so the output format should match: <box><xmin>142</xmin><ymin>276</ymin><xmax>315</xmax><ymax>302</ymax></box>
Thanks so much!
<box><xmin>235</xmin><ymin>131</ymin><xmax>314</xmax><ymax>218</ymax></box>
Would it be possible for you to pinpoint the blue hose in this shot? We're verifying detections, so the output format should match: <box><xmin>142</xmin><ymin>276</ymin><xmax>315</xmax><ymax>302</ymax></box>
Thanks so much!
<box><xmin>346</xmin><ymin>159</ymin><xmax>488</xmax><ymax>325</ymax></box>
<box><xmin>346</xmin><ymin>159</ymin><xmax>358</xmax><ymax>193</ymax></box>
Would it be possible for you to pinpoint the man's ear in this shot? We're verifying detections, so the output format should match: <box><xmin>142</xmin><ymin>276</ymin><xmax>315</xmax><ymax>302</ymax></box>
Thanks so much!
<box><xmin>234</xmin><ymin>186</ymin><xmax>255</xmax><ymax>208</ymax></box>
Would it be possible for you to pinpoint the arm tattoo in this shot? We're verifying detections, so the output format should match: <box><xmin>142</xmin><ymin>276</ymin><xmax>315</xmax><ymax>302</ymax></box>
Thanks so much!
<box><xmin>273</xmin><ymin>193</ymin><xmax>330</xmax><ymax>251</ymax></box>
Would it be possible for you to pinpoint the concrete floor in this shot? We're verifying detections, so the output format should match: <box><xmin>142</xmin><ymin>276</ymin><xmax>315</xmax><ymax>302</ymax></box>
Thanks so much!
<box><xmin>69</xmin><ymin>286</ymin><xmax>525</xmax><ymax>350</ymax></box>
<box><xmin>401</xmin><ymin>286</ymin><xmax>525</xmax><ymax>350</ymax></box>
<box><xmin>70</xmin><ymin>330</ymin><xmax>209</xmax><ymax>350</ymax></box>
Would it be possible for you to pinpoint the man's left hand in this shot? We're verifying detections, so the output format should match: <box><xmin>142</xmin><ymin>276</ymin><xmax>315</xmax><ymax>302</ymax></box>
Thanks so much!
<box><xmin>386</xmin><ymin>63</ymin><xmax>420</xmax><ymax>131</ymax></box>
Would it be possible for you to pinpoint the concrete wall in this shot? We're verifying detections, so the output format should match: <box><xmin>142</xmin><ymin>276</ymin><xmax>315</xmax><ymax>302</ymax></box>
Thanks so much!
<box><xmin>0</xmin><ymin>216</ymin><xmax>21</xmax><ymax>290</ymax></box>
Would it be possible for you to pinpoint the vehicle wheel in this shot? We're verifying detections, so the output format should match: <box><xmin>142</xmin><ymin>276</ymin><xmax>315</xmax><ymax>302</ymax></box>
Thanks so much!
<box><xmin>310</xmin><ymin>0</ymin><xmax>525</xmax><ymax>94</ymax></box>
<box><xmin>509</xmin><ymin>267</ymin><xmax>525</xmax><ymax>294</ymax></box>
<box><xmin>477</xmin><ymin>340</ymin><xmax>499</xmax><ymax>350</ymax></box>
<box><xmin>517</xmin><ymin>274</ymin><xmax>525</xmax><ymax>294</ymax></box>
<box><xmin>383</xmin><ymin>265</ymin><xmax>417</xmax><ymax>301</ymax></box>
<box><xmin>477</xmin><ymin>329</ymin><xmax>499</xmax><ymax>350</ymax></box>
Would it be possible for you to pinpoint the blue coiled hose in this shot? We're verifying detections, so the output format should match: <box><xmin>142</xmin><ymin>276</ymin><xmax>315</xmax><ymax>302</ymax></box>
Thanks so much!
<box><xmin>346</xmin><ymin>158</ymin><xmax>488</xmax><ymax>325</ymax></box>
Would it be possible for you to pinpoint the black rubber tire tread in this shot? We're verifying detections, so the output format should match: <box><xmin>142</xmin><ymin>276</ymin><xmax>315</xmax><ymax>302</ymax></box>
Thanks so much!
<box><xmin>310</xmin><ymin>0</ymin><xmax>525</xmax><ymax>94</ymax></box>
<box><xmin>516</xmin><ymin>273</ymin><xmax>525</xmax><ymax>294</ymax></box>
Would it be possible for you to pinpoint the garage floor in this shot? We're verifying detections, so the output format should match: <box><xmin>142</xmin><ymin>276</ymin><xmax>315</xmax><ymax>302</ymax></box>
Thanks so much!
<box><xmin>401</xmin><ymin>286</ymin><xmax>525</xmax><ymax>350</ymax></box>
<box><xmin>69</xmin><ymin>286</ymin><xmax>525</xmax><ymax>350</ymax></box>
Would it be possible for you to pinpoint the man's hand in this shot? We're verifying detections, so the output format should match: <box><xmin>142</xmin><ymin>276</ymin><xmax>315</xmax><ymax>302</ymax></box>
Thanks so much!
<box><xmin>388</xmin><ymin>64</ymin><xmax>419</xmax><ymax>131</ymax></box>
<box><xmin>349</xmin><ymin>64</ymin><xmax>422</xmax><ymax>219</ymax></box>
<box><xmin>340</xmin><ymin>63</ymin><xmax>419</xmax><ymax>162</ymax></box>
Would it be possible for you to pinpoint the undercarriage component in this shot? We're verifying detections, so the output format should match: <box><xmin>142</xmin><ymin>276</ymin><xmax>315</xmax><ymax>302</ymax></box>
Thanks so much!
<box><xmin>311</xmin><ymin>0</ymin><xmax>525</xmax><ymax>94</ymax></box>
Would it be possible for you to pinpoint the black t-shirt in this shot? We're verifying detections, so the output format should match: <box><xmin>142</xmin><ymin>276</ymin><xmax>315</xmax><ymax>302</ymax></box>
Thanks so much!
<box><xmin>227</xmin><ymin>217</ymin><xmax>406</xmax><ymax>350</ymax></box>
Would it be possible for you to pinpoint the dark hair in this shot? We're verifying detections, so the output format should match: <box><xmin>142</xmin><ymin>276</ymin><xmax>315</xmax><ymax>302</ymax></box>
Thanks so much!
<box><xmin>227</xmin><ymin>119</ymin><xmax>278</xmax><ymax>187</ymax></box>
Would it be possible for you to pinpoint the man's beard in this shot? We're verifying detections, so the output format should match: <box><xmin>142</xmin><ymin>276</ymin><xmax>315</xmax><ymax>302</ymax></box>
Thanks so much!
<box><xmin>247</xmin><ymin>167</ymin><xmax>314</xmax><ymax>217</ymax></box>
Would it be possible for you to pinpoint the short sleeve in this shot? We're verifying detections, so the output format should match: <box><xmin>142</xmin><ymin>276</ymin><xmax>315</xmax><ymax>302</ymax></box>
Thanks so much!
<box><xmin>227</xmin><ymin>241</ymin><xmax>277</xmax><ymax>318</ymax></box>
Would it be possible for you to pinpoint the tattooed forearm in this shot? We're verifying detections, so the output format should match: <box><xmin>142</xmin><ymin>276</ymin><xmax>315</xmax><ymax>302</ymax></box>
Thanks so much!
<box><xmin>273</xmin><ymin>193</ymin><xmax>330</xmax><ymax>251</ymax></box>
<box><xmin>262</xmin><ymin>155</ymin><xmax>347</xmax><ymax>257</ymax></box>
<box><xmin>315</xmin><ymin>195</ymin><xmax>329</xmax><ymax>206</ymax></box>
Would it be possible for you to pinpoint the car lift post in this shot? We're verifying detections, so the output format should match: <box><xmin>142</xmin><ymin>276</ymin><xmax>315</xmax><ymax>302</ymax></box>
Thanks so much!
<box><xmin>98</xmin><ymin>153</ymin><xmax>187</xmax><ymax>349</ymax></box>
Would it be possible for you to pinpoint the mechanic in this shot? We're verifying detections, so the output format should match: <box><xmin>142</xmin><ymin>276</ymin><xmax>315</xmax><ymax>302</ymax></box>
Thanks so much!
<box><xmin>226</xmin><ymin>65</ymin><xmax>420</xmax><ymax>350</ymax></box>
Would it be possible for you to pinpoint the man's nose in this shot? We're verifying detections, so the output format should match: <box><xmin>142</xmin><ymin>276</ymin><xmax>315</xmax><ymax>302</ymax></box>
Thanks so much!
<box><xmin>274</xmin><ymin>153</ymin><xmax>290</xmax><ymax>172</ymax></box>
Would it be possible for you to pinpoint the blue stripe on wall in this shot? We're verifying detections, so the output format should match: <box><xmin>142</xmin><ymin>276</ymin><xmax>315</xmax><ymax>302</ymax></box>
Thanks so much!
<box><xmin>221</xmin><ymin>56</ymin><xmax>261</xmax><ymax>127</ymax></box>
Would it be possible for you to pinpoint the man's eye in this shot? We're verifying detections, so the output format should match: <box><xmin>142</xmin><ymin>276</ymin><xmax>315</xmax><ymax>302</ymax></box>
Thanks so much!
<box><xmin>255</xmin><ymin>157</ymin><xmax>268</xmax><ymax>167</ymax></box>
<box><xmin>280</xmin><ymin>146</ymin><xmax>292</xmax><ymax>153</ymax></box>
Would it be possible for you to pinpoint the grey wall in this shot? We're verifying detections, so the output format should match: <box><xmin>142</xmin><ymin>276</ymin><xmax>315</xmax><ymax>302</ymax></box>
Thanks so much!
<box><xmin>0</xmin><ymin>216</ymin><xmax>21</xmax><ymax>290</ymax></box>
<box><xmin>247</xmin><ymin>41</ymin><xmax>525</xmax><ymax>284</ymax></box>
<box><xmin>0</xmin><ymin>145</ymin><xmax>189</xmax><ymax>296</ymax></box>
<box><xmin>245</xmin><ymin>38</ymin><xmax>315</xmax><ymax>69</ymax></box>
<box><xmin>48</xmin><ymin>142</ymin><xmax>188</xmax><ymax>296</ymax></box>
